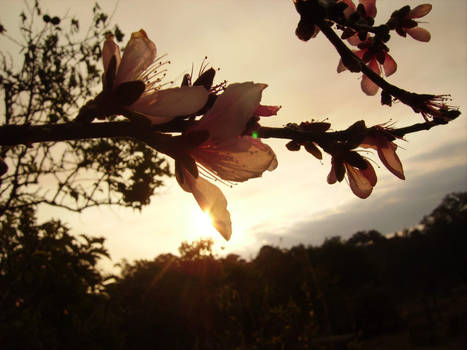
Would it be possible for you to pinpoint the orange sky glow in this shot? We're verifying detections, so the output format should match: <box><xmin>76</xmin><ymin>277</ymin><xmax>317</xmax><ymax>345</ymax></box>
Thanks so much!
<box><xmin>1</xmin><ymin>0</ymin><xmax>466</xmax><ymax>272</ymax></box>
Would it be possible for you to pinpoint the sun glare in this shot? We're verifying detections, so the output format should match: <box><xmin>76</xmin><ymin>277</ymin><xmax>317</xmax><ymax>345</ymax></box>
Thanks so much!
<box><xmin>189</xmin><ymin>208</ymin><xmax>220</xmax><ymax>241</ymax></box>
<box><xmin>187</xmin><ymin>207</ymin><xmax>255</xmax><ymax>255</ymax></box>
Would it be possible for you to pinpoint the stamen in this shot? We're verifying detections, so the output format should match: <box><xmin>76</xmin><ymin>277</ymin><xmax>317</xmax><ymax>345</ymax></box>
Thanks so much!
<box><xmin>197</xmin><ymin>163</ymin><xmax>235</xmax><ymax>188</ymax></box>
<box><xmin>198</xmin><ymin>56</ymin><xmax>209</xmax><ymax>77</ymax></box>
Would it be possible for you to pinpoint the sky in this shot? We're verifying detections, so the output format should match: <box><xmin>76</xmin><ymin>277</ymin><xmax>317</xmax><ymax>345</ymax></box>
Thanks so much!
<box><xmin>1</xmin><ymin>0</ymin><xmax>466</xmax><ymax>271</ymax></box>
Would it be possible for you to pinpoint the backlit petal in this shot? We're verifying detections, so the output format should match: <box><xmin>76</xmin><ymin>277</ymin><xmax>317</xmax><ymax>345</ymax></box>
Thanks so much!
<box><xmin>102</xmin><ymin>34</ymin><xmax>121</xmax><ymax>74</ymax></box>
<box><xmin>115</xmin><ymin>29</ymin><xmax>157</xmax><ymax>86</ymax></box>
<box><xmin>345</xmin><ymin>163</ymin><xmax>373</xmax><ymax>199</ymax></box>
<box><xmin>180</xmin><ymin>168</ymin><xmax>232</xmax><ymax>241</ymax></box>
<box><xmin>361</xmin><ymin>160</ymin><xmax>377</xmax><ymax>186</ymax></box>
<box><xmin>383</xmin><ymin>53</ymin><xmax>397</xmax><ymax>76</ymax></box>
<box><xmin>254</xmin><ymin>105</ymin><xmax>281</xmax><ymax>116</ymax></box>
<box><xmin>408</xmin><ymin>4</ymin><xmax>432</xmax><ymax>19</ymax></box>
<box><xmin>194</xmin><ymin>82</ymin><xmax>267</xmax><ymax>140</ymax></box>
<box><xmin>378</xmin><ymin>142</ymin><xmax>405</xmax><ymax>179</ymax></box>
<box><xmin>130</xmin><ymin>86</ymin><xmax>209</xmax><ymax>124</ymax></box>
<box><xmin>361</xmin><ymin>59</ymin><xmax>380</xmax><ymax>96</ymax></box>
<box><xmin>406</xmin><ymin>27</ymin><xmax>431</xmax><ymax>42</ymax></box>
<box><xmin>193</xmin><ymin>137</ymin><xmax>278</xmax><ymax>182</ymax></box>
<box><xmin>327</xmin><ymin>162</ymin><xmax>337</xmax><ymax>184</ymax></box>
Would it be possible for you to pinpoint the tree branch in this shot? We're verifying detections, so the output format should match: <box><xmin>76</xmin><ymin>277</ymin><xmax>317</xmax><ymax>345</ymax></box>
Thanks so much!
<box><xmin>0</xmin><ymin>117</ymin><xmax>453</xmax><ymax>150</ymax></box>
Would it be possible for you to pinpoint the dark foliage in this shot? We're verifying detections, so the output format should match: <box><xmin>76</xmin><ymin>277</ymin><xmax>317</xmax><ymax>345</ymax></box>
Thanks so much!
<box><xmin>0</xmin><ymin>1</ymin><xmax>172</xmax><ymax>217</ymax></box>
<box><xmin>2</xmin><ymin>192</ymin><xmax>467</xmax><ymax>349</ymax></box>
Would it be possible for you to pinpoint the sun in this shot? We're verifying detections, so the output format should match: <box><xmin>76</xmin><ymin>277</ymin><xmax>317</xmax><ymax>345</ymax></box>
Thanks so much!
<box><xmin>186</xmin><ymin>207</ymin><xmax>255</xmax><ymax>256</ymax></box>
<box><xmin>188</xmin><ymin>207</ymin><xmax>221</xmax><ymax>241</ymax></box>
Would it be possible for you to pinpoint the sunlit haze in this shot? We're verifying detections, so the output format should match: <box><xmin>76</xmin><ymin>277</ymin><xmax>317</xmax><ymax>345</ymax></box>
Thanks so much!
<box><xmin>1</xmin><ymin>0</ymin><xmax>466</xmax><ymax>272</ymax></box>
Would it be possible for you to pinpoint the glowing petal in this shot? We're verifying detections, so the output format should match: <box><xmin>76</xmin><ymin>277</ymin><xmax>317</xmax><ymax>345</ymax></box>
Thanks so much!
<box><xmin>102</xmin><ymin>34</ymin><xmax>121</xmax><ymax>74</ymax></box>
<box><xmin>254</xmin><ymin>105</ymin><xmax>281</xmax><ymax>116</ymax></box>
<box><xmin>408</xmin><ymin>4</ymin><xmax>432</xmax><ymax>19</ymax></box>
<box><xmin>406</xmin><ymin>27</ymin><xmax>431</xmax><ymax>42</ymax></box>
<box><xmin>194</xmin><ymin>82</ymin><xmax>267</xmax><ymax>140</ymax></box>
<box><xmin>361</xmin><ymin>59</ymin><xmax>380</xmax><ymax>96</ymax></box>
<box><xmin>130</xmin><ymin>86</ymin><xmax>209</xmax><ymax>124</ymax></box>
<box><xmin>179</xmin><ymin>168</ymin><xmax>232</xmax><ymax>241</ymax></box>
<box><xmin>383</xmin><ymin>53</ymin><xmax>397</xmax><ymax>76</ymax></box>
<box><xmin>115</xmin><ymin>29</ymin><xmax>157</xmax><ymax>86</ymax></box>
<box><xmin>327</xmin><ymin>163</ymin><xmax>337</xmax><ymax>184</ymax></box>
<box><xmin>345</xmin><ymin>163</ymin><xmax>374</xmax><ymax>199</ymax></box>
<box><xmin>378</xmin><ymin>143</ymin><xmax>405</xmax><ymax>180</ymax></box>
<box><xmin>193</xmin><ymin>137</ymin><xmax>278</xmax><ymax>182</ymax></box>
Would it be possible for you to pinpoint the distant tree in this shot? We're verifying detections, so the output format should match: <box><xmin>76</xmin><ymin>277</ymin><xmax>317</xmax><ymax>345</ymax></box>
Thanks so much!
<box><xmin>0</xmin><ymin>207</ymin><xmax>117</xmax><ymax>349</ymax></box>
<box><xmin>0</xmin><ymin>1</ymin><xmax>171</xmax><ymax>219</ymax></box>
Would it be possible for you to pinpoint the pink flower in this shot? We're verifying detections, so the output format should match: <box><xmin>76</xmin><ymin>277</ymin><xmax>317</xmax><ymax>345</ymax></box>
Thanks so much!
<box><xmin>339</xmin><ymin>0</ymin><xmax>377</xmax><ymax>45</ymax></box>
<box><xmin>388</xmin><ymin>4</ymin><xmax>432</xmax><ymax>42</ymax></box>
<box><xmin>360</xmin><ymin>125</ymin><xmax>405</xmax><ymax>179</ymax></box>
<box><xmin>101</xmin><ymin>30</ymin><xmax>208</xmax><ymax>124</ymax></box>
<box><xmin>337</xmin><ymin>37</ymin><xmax>397</xmax><ymax>95</ymax></box>
<box><xmin>327</xmin><ymin>150</ymin><xmax>377</xmax><ymax>199</ymax></box>
<box><xmin>175</xmin><ymin>82</ymin><xmax>279</xmax><ymax>240</ymax></box>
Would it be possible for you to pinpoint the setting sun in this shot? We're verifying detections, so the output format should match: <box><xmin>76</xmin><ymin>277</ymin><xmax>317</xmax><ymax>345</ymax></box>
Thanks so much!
<box><xmin>188</xmin><ymin>208</ymin><xmax>220</xmax><ymax>241</ymax></box>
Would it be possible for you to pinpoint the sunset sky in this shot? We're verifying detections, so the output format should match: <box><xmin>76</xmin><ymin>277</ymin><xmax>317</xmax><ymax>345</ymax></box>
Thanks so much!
<box><xmin>1</xmin><ymin>0</ymin><xmax>466</xmax><ymax>271</ymax></box>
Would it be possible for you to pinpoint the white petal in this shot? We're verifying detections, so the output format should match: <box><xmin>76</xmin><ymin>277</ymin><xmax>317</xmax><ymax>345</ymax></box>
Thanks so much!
<box><xmin>180</xmin><ymin>168</ymin><xmax>232</xmax><ymax>241</ymax></box>
<box><xmin>102</xmin><ymin>34</ymin><xmax>121</xmax><ymax>74</ymax></box>
<box><xmin>193</xmin><ymin>82</ymin><xmax>267</xmax><ymax>140</ymax></box>
<box><xmin>115</xmin><ymin>29</ymin><xmax>157</xmax><ymax>86</ymax></box>
<box><xmin>193</xmin><ymin>137</ymin><xmax>278</xmax><ymax>182</ymax></box>
<box><xmin>129</xmin><ymin>86</ymin><xmax>209</xmax><ymax>124</ymax></box>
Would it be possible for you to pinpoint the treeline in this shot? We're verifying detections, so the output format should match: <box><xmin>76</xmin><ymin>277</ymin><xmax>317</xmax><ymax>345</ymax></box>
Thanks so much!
<box><xmin>1</xmin><ymin>192</ymin><xmax>467</xmax><ymax>349</ymax></box>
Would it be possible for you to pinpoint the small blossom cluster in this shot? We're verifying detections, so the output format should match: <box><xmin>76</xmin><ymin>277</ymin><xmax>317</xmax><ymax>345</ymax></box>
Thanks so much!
<box><xmin>293</xmin><ymin>0</ymin><xmax>432</xmax><ymax>96</ymax></box>
<box><xmin>285</xmin><ymin>120</ymin><xmax>405</xmax><ymax>199</ymax></box>
<box><xmin>328</xmin><ymin>122</ymin><xmax>405</xmax><ymax>198</ymax></box>
<box><xmin>336</xmin><ymin>1</ymin><xmax>432</xmax><ymax>95</ymax></box>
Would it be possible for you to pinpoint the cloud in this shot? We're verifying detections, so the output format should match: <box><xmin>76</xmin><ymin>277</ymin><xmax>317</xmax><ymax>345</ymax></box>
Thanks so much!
<box><xmin>252</xmin><ymin>162</ymin><xmax>467</xmax><ymax>248</ymax></box>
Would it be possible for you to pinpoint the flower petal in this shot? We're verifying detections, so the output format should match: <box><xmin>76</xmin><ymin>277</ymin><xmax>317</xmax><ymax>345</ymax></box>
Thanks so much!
<box><xmin>327</xmin><ymin>162</ymin><xmax>337</xmax><ymax>184</ymax></box>
<box><xmin>361</xmin><ymin>160</ymin><xmax>377</xmax><ymax>186</ymax></box>
<box><xmin>360</xmin><ymin>0</ymin><xmax>376</xmax><ymax>18</ymax></box>
<box><xmin>192</xmin><ymin>137</ymin><xmax>278</xmax><ymax>182</ymax></box>
<box><xmin>102</xmin><ymin>34</ymin><xmax>121</xmax><ymax>73</ymax></box>
<box><xmin>194</xmin><ymin>82</ymin><xmax>267</xmax><ymax>140</ymax></box>
<box><xmin>361</xmin><ymin>59</ymin><xmax>380</xmax><ymax>96</ymax></box>
<box><xmin>254</xmin><ymin>105</ymin><xmax>281</xmax><ymax>117</ymax></box>
<box><xmin>129</xmin><ymin>86</ymin><xmax>209</xmax><ymax>124</ymax></box>
<box><xmin>378</xmin><ymin>142</ymin><xmax>405</xmax><ymax>180</ymax></box>
<box><xmin>115</xmin><ymin>29</ymin><xmax>157</xmax><ymax>86</ymax></box>
<box><xmin>408</xmin><ymin>4</ymin><xmax>432</xmax><ymax>19</ymax></box>
<box><xmin>102</xmin><ymin>34</ymin><xmax>121</xmax><ymax>86</ymax></box>
<box><xmin>337</xmin><ymin>58</ymin><xmax>347</xmax><ymax>73</ymax></box>
<box><xmin>406</xmin><ymin>27</ymin><xmax>431</xmax><ymax>42</ymax></box>
<box><xmin>345</xmin><ymin>163</ymin><xmax>374</xmax><ymax>199</ymax></box>
<box><xmin>179</xmin><ymin>168</ymin><xmax>232</xmax><ymax>241</ymax></box>
<box><xmin>383</xmin><ymin>53</ymin><xmax>397</xmax><ymax>76</ymax></box>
